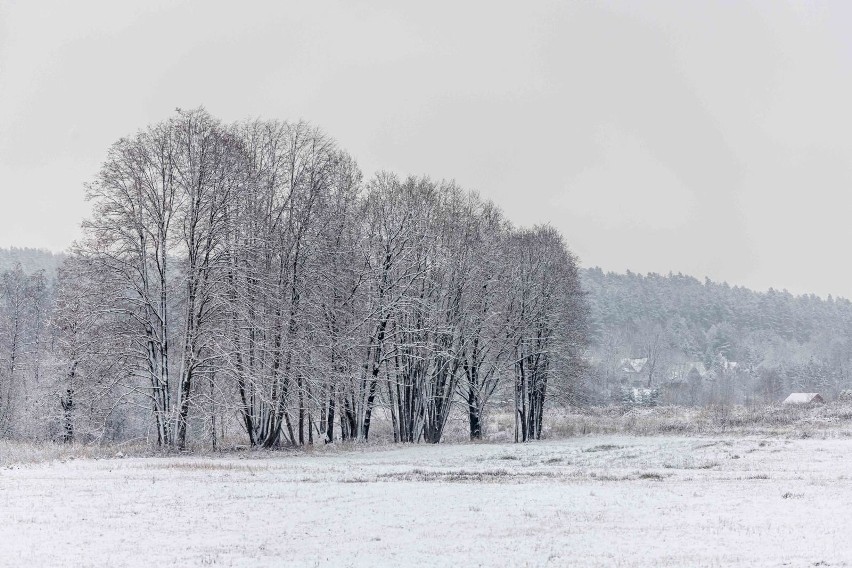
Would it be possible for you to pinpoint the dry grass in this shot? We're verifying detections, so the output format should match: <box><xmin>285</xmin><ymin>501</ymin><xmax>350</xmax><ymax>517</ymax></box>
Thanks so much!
<box><xmin>0</xmin><ymin>440</ymin><xmax>150</xmax><ymax>467</ymax></box>
<box><xmin>140</xmin><ymin>461</ymin><xmax>270</xmax><ymax>472</ymax></box>
<box><xmin>536</xmin><ymin>402</ymin><xmax>852</xmax><ymax>440</ymax></box>
<box><xmin>4</xmin><ymin>402</ymin><xmax>851</xmax><ymax>467</ymax></box>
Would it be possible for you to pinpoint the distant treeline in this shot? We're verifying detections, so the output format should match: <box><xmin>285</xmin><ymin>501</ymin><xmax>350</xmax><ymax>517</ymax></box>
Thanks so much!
<box><xmin>583</xmin><ymin>268</ymin><xmax>852</xmax><ymax>403</ymax></box>
<box><xmin>0</xmin><ymin>247</ymin><xmax>65</xmax><ymax>277</ymax></box>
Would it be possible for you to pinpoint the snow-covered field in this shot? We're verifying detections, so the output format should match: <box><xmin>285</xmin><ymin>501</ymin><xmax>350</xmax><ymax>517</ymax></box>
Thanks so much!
<box><xmin>2</xmin><ymin>436</ymin><xmax>852</xmax><ymax>567</ymax></box>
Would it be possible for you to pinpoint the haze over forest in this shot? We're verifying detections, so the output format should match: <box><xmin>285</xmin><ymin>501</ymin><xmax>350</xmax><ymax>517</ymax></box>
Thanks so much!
<box><xmin>5</xmin><ymin>2</ymin><xmax>852</xmax><ymax>298</ymax></box>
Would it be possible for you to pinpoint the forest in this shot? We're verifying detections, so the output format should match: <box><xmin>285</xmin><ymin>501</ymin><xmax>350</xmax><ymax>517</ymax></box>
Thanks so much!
<box><xmin>583</xmin><ymin>268</ymin><xmax>852</xmax><ymax>405</ymax></box>
<box><xmin>0</xmin><ymin>109</ymin><xmax>587</xmax><ymax>449</ymax></box>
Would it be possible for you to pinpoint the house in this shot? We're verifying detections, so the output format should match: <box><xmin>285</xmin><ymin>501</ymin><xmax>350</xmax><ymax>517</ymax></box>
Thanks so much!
<box><xmin>666</xmin><ymin>362</ymin><xmax>708</xmax><ymax>385</ymax></box>
<box><xmin>619</xmin><ymin>357</ymin><xmax>649</xmax><ymax>388</ymax></box>
<box><xmin>782</xmin><ymin>393</ymin><xmax>824</xmax><ymax>405</ymax></box>
<box><xmin>662</xmin><ymin>362</ymin><xmax>709</xmax><ymax>405</ymax></box>
<box><xmin>620</xmin><ymin>357</ymin><xmax>648</xmax><ymax>374</ymax></box>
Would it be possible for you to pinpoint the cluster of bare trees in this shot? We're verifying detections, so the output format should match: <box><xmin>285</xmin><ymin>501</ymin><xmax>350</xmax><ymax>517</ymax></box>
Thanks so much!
<box><xmin>0</xmin><ymin>264</ymin><xmax>55</xmax><ymax>444</ymax></box>
<box><xmin>0</xmin><ymin>265</ymin><xmax>50</xmax><ymax>437</ymax></box>
<box><xmin>39</xmin><ymin>108</ymin><xmax>588</xmax><ymax>449</ymax></box>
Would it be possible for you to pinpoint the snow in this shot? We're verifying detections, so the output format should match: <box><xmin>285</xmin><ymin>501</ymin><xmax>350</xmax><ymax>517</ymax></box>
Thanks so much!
<box><xmin>620</xmin><ymin>357</ymin><xmax>648</xmax><ymax>373</ymax></box>
<box><xmin>783</xmin><ymin>393</ymin><xmax>824</xmax><ymax>405</ymax></box>
<box><xmin>2</xmin><ymin>436</ymin><xmax>852</xmax><ymax>566</ymax></box>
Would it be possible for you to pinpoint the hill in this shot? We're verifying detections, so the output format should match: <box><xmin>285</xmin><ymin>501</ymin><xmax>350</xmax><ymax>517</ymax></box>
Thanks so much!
<box><xmin>0</xmin><ymin>247</ymin><xmax>66</xmax><ymax>276</ymax></box>
<box><xmin>582</xmin><ymin>268</ymin><xmax>852</xmax><ymax>404</ymax></box>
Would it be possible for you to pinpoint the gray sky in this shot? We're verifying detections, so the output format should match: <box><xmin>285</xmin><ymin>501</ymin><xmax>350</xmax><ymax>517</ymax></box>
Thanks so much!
<box><xmin>1</xmin><ymin>1</ymin><xmax>851</xmax><ymax>297</ymax></box>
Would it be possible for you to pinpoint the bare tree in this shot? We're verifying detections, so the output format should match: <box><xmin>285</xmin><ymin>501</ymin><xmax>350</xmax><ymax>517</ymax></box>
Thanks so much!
<box><xmin>58</xmin><ymin>109</ymin><xmax>590</xmax><ymax>450</ymax></box>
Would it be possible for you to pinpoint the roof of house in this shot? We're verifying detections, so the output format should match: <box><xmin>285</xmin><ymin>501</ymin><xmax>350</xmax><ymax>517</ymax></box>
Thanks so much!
<box><xmin>667</xmin><ymin>362</ymin><xmax>708</xmax><ymax>383</ymax></box>
<box><xmin>783</xmin><ymin>393</ymin><xmax>824</xmax><ymax>404</ymax></box>
<box><xmin>620</xmin><ymin>357</ymin><xmax>648</xmax><ymax>374</ymax></box>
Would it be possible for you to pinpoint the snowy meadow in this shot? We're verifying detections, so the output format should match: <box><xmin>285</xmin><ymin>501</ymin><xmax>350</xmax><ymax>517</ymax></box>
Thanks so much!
<box><xmin>7</xmin><ymin>3</ymin><xmax>852</xmax><ymax>567</ymax></box>
<box><xmin>2</xmin><ymin>431</ymin><xmax>852</xmax><ymax>567</ymax></box>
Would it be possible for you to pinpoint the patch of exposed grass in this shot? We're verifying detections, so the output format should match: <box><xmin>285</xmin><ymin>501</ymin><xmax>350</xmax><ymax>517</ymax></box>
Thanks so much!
<box><xmin>637</xmin><ymin>472</ymin><xmax>667</xmax><ymax>480</ymax></box>
<box><xmin>341</xmin><ymin>476</ymin><xmax>370</xmax><ymax>483</ymax></box>
<box><xmin>142</xmin><ymin>461</ymin><xmax>267</xmax><ymax>473</ymax></box>
<box><xmin>584</xmin><ymin>444</ymin><xmax>623</xmax><ymax>453</ymax></box>
<box><xmin>591</xmin><ymin>474</ymin><xmax>632</xmax><ymax>482</ymax></box>
<box><xmin>375</xmin><ymin>468</ymin><xmax>564</xmax><ymax>483</ymax></box>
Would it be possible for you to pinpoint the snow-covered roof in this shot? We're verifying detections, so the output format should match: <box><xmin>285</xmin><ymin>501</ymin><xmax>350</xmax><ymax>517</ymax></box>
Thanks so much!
<box><xmin>620</xmin><ymin>357</ymin><xmax>648</xmax><ymax>374</ymax></box>
<box><xmin>667</xmin><ymin>362</ymin><xmax>708</xmax><ymax>382</ymax></box>
<box><xmin>783</xmin><ymin>393</ymin><xmax>824</xmax><ymax>405</ymax></box>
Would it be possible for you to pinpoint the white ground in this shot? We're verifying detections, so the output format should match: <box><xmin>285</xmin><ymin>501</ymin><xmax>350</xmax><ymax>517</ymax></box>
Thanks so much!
<box><xmin>2</xmin><ymin>436</ymin><xmax>852</xmax><ymax>567</ymax></box>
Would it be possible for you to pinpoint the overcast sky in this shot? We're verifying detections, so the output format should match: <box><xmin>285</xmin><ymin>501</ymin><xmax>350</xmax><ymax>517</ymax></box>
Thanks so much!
<box><xmin>1</xmin><ymin>1</ymin><xmax>852</xmax><ymax>296</ymax></box>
